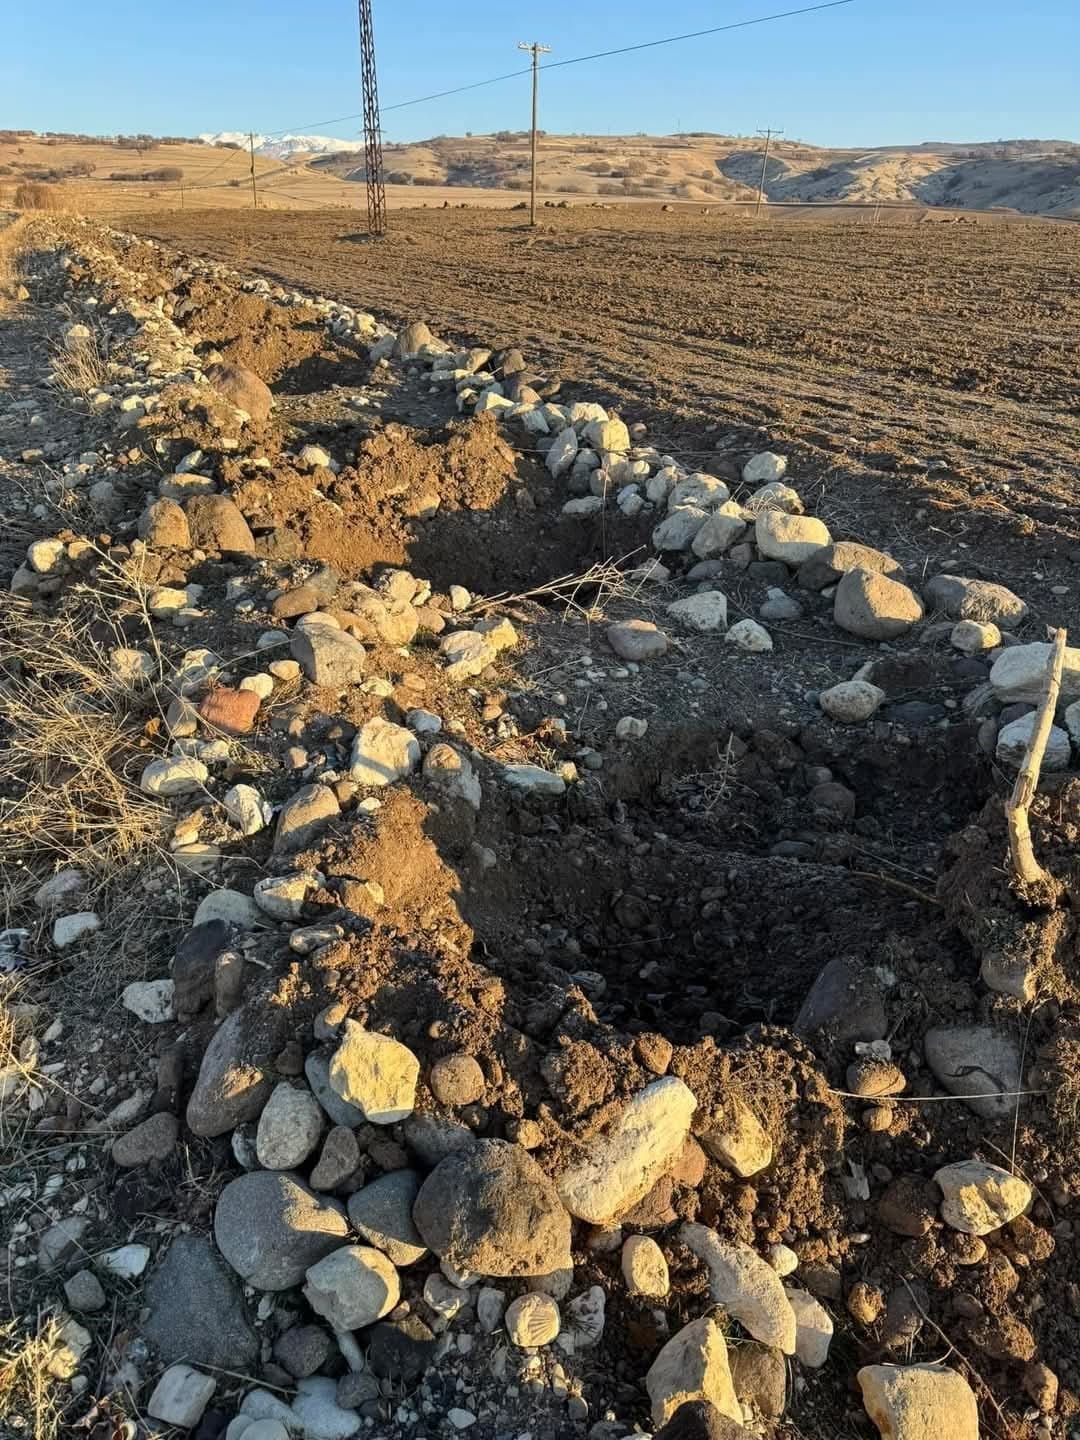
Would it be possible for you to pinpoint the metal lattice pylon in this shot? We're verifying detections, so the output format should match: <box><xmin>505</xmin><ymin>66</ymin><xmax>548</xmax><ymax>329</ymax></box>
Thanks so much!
<box><xmin>359</xmin><ymin>0</ymin><xmax>386</xmax><ymax>236</ymax></box>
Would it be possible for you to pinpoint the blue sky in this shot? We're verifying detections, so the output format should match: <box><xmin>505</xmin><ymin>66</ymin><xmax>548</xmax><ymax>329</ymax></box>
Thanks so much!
<box><xmin>5</xmin><ymin>1</ymin><xmax>1078</xmax><ymax>148</ymax></box>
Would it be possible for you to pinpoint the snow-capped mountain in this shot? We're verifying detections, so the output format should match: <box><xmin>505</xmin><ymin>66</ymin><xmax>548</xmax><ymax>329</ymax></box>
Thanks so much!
<box><xmin>198</xmin><ymin>131</ymin><xmax>360</xmax><ymax>159</ymax></box>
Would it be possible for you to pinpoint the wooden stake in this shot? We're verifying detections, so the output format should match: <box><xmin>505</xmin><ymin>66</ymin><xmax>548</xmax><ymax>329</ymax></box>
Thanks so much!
<box><xmin>1006</xmin><ymin>626</ymin><xmax>1067</xmax><ymax>888</ymax></box>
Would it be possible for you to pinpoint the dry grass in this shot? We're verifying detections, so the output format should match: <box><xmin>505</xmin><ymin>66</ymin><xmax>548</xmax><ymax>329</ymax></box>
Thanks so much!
<box><xmin>48</xmin><ymin>329</ymin><xmax>110</xmax><ymax>397</ymax></box>
<box><xmin>0</xmin><ymin>214</ymin><xmax>30</xmax><ymax>312</ymax></box>
<box><xmin>0</xmin><ymin>596</ymin><xmax>169</xmax><ymax>916</ymax></box>
<box><xmin>13</xmin><ymin>182</ymin><xmax>64</xmax><ymax>212</ymax></box>
<box><xmin>0</xmin><ymin>1318</ymin><xmax>67</xmax><ymax>1440</ymax></box>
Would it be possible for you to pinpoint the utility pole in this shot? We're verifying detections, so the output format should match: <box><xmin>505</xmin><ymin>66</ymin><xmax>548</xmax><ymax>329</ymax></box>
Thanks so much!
<box><xmin>248</xmin><ymin>132</ymin><xmax>258</xmax><ymax>209</ymax></box>
<box><xmin>518</xmin><ymin>41</ymin><xmax>551</xmax><ymax>226</ymax></box>
<box><xmin>359</xmin><ymin>0</ymin><xmax>387</xmax><ymax>236</ymax></box>
<box><xmin>755</xmin><ymin>127</ymin><xmax>782</xmax><ymax>216</ymax></box>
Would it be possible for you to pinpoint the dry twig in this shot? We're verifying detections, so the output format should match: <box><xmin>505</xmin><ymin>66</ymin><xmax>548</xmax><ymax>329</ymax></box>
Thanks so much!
<box><xmin>1005</xmin><ymin>627</ymin><xmax>1066</xmax><ymax>890</ymax></box>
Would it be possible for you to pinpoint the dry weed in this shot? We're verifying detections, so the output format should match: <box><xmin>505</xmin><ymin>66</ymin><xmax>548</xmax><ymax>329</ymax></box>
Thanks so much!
<box><xmin>0</xmin><ymin>214</ymin><xmax>30</xmax><ymax>312</ymax></box>
<box><xmin>48</xmin><ymin>329</ymin><xmax>110</xmax><ymax>397</ymax></box>
<box><xmin>0</xmin><ymin>597</ymin><xmax>169</xmax><ymax>916</ymax></box>
<box><xmin>0</xmin><ymin>1317</ymin><xmax>68</xmax><ymax>1440</ymax></box>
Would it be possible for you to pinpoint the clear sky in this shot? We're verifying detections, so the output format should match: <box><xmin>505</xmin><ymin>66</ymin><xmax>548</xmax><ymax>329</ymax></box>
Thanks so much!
<box><xmin>4</xmin><ymin>0</ymin><xmax>1078</xmax><ymax>149</ymax></box>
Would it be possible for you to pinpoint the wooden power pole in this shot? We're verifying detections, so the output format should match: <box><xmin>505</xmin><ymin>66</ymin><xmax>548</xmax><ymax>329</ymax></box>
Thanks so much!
<box><xmin>755</xmin><ymin>127</ymin><xmax>782</xmax><ymax>216</ymax></box>
<box><xmin>248</xmin><ymin>132</ymin><xmax>258</xmax><ymax>209</ymax></box>
<box><xmin>359</xmin><ymin>0</ymin><xmax>387</xmax><ymax>235</ymax></box>
<box><xmin>517</xmin><ymin>41</ymin><xmax>551</xmax><ymax>226</ymax></box>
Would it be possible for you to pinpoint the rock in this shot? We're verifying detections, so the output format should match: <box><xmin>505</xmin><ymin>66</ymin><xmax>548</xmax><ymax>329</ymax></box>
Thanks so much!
<box><xmin>607</xmin><ymin>619</ymin><xmax>670</xmax><ymax>661</ymax></box>
<box><xmin>546</xmin><ymin>427</ymin><xmax>579</xmax><ymax>476</ymax></box>
<box><xmin>256</xmin><ymin>1083</ymin><xmax>324</xmax><ymax>1169</ymax></box>
<box><xmin>430</xmin><ymin>1053</ymin><xmax>485</xmax><ymax>1106</ymax></box>
<box><xmin>679</xmin><ymin>1225</ymin><xmax>796</xmax><ymax>1353</ymax></box>
<box><xmin>795</xmin><ymin>957</ymin><xmax>888</xmax><ymax>1042</ymax></box>
<box><xmin>402</xmin><ymin>1113</ymin><xmax>475</xmax><ymax>1168</ymax></box>
<box><xmin>655</xmin><ymin>1403</ymin><xmax>754</xmax><ymax>1440</ymax></box>
<box><xmin>305</xmin><ymin>1052</ymin><xmax>367</xmax><ymax>1128</ymax></box>
<box><xmin>112</xmin><ymin>1111</ymin><xmax>178</xmax><ymax>1167</ymax></box>
<box><xmin>798</xmin><ymin>542</ymin><xmax>902</xmax><ymax>591</ymax></box>
<box><xmin>27</xmin><ymin>538</ymin><xmax>65</xmax><ymax>575</ymax></box>
<box><xmin>622</xmin><ymin>1235</ymin><xmax>670</xmax><ymax>1297</ymax></box>
<box><xmin>834</xmin><ymin>569</ymin><xmax>924</xmax><ymax>640</ymax></box>
<box><xmin>34</xmin><ymin>869</ymin><xmax>87</xmax><ymax>912</ymax></box>
<box><xmin>274</xmin><ymin>1325</ymin><xmax>333</xmax><ymax>1380</ymax></box>
<box><xmin>698</xmin><ymin>1095</ymin><xmax>773</xmax><ymax>1177</ymax></box>
<box><xmin>367</xmin><ymin>1315</ymin><xmax>437</xmax><ymax>1383</ymax></box>
<box><xmin>291</xmin><ymin>1376</ymin><xmax>362</xmax><ymax>1440</ymax></box>
<box><xmin>187</xmin><ymin>1008</ymin><xmax>273</xmax><ymax>1136</ymax></box>
<box><xmin>996</xmin><ymin>713</ymin><xmax>1071</xmax><ymax>770</ymax></box>
<box><xmin>743</xmin><ymin>452</ymin><xmax>787</xmax><ymax>484</ymax></box>
<box><xmin>729</xmin><ymin>1343</ymin><xmax>786</xmax><ymax>1420</ymax></box>
<box><xmin>185</xmin><ymin>495</ymin><xmax>255</xmax><ymax>556</ymax></box>
<box><xmin>1023</xmin><ymin>1362</ymin><xmax>1059</xmax><ymax>1413</ymax></box>
<box><xmin>254</xmin><ymin>872</ymin><xmax>321</xmax><ymax>920</ymax></box>
<box><xmin>148</xmin><ymin>1364</ymin><xmax>216</xmax><ymax>1429</ymax></box>
<box><xmin>558</xmin><ymin>1077</ymin><xmax>697</xmax><ymax>1224</ymax></box>
<box><xmin>819</xmin><ymin>679</ymin><xmax>885</xmax><ymax>723</ymax></box>
<box><xmin>784</xmin><ymin>1287</ymin><xmax>833</xmax><ymax>1366</ymax></box>
<box><xmin>422</xmin><ymin>742</ymin><xmax>482</xmax><ymax>809</ymax></box>
<box><xmin>344</xmin><ymin>717</ymin><xmax>420</xmax><ymax>789</ymax></box>
<box><xmin>38</xmin><ymin>1216</ymin><xmax>90</xmax><ymax>1271</ymax></box>
<box><xmin>346</xmin><ymin>1170</ymin><xmax>427</xmax><ymax>1266</ymax></box>
<box><xmin>755</xmin><ymin>512</ymin><xmax>830</xmax><ymax>565</ymax></box>
<box><xmin>878</xmin><ymin>1175</ymin><xmax>939</xmax><ymax>1237</ymax></box>
<box><xmin>140</xmin><ymin>756</ymin><xmax>209</xmax><ymax>796</ymax></box>
<box><xmin>413</xmin><ymin>1139</ymin><xmax>572</xmax><ymax>1278</ymax></box>
<box><xmin>501</xmin><ymin>762</ymin><xmax>566</xmax><ymax>795</ymax></box>
<box><xmin>924</xmin><ymin>574</ymin><xmax>1028</xmax><ymax>630</ymax></box>
<box><xmin>303</xmin><ymin>1244</ymin><xmax>400</xmax><ymax>1330</ymax></box>
<box><xmin>691</xmin><ymin>505</ymin><xmax>748</xmax><ymax>558</ymax></box>
<box><xmin>993</xmin><ymin>642</ymin><xmax>1080</xmax><ymax>703</ymax></box>
<box><xmin>198</xmin><ymin>687</ymin><xmax>261</xmax><ymax>737</ymax></box>
<box><xmin>139</xmin><ymin>497</ymin><xmax>192</xmax><ymax>549</ymax></box>
<box><xmin>298</xmin><ymin>444</ymin><xmax>333</xmax><ymax>470</ymax></box>
<box><xmin>505</xmin><ymin>1292</ymin><xmax>561</xmax><ymax>1347</ymax></box>
<box><xmin>214</xmin><ymin>1171</ymin><xmax>348</xmax><ymax>1290</ymax></box>
<box><xmin>726</xmin><ymin>618</ymin><xmax>772</xmax><ymax>652</ymax></box>
<box><xmin>653</xmin><ymin>507</ymin><xmax>709</xmax><ymax>551</ymax></box>
<box><xmin>646</xmin><ymin>1317</ymin><xmax>741</xmax><ymax>1427</ymax></box>
<box><xmin>64</xmin><ymin>1269</ymin><xmax>106</xmax><ymax>1313</ymax></box>
<box><xmin>933</xmin><ymin>1160</ymin><xmax>1032</xmax><ymax>1235</ymax></box>
<box><xmin>858</xmin><ymin>1364</ymin><xmax>978</xmax><ymax>1440</ymax></box>
<box><xmin>99</xmin><ymin>1243</ymin><xmax>151</xmax><ymax>1279</ymax></box>
<box><xmin>951</xmin><ymin>619</ymin><xmax>1000</xmax><ymax>654</ymax></box>
<box><xmin>52</xmin><ymin>911</ymin><xmax>100</xmax><ymax>949</ymax></box>
<box><xmin>440</xmin><ymin>630</ymin><xmax>498</xmax><ymax>681</ymax></box>
<box><xmin>206</xmin><ymin>361</ymin><xmax>273</xmax><ymax>422</ymax></box>
<box><xmin>328</xmin><ymin>1022</ymin><xmax>419</xmax><ymax>1123</ymax></box>
<box><xmin>924</xmin><ymin>1024</ymin><xmax>1021</xmax><ymax>1120</ymax></box>
<box><xmin>310</xmin><ymin>1126</ymin><xmax>361</xmax><ymax>1191</ymax></box>
<box><xmin>669</xmin><ymin>474</ymin><xmax>731</xmax><ymax>511</ymax></box>
<box><xmin>122</xmin><ymin>978</ymin><xmax>175</xmax><ymax>1023</ymax></box>
<box><xmin>291</xmin><ymin>627</ymin><xmax>366</xmax><ymax>687</ymax></box>
<box><xmin>585</xmin><ymin>417</ymin><xmax>630</xmax><ymax>454</ymax></box>
<box><xmin>110</xmin><ymin>647</ymin><xmax>155</xmax><ymax>687</ymax></box>
<box><xmin>274</xmin><ymin>783</ymin><xmax>340</xmax><ymax>853</ymax></box>
<box><xmin>666</xmin><ymin>592</ymin><xmax>729</xmax><ymax>633</ymax></box>
<box><xmin>193</xmin><ymin>889</ymin><xmax>264</xmax><ymax>930</ymax></box>
<box><xmin>616</xmin><ymin>715</ymin><xmax>649</xmax><ymax>741</ymax></box>
<box><xmin>223</xmin><ymin>783</ymin><xmax>271</xmax><ymax>837</ymax></box>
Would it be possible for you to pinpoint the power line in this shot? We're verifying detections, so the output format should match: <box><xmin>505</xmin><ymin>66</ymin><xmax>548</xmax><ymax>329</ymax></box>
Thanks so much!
<box><xmin>210</xmin><ymin>0</ymin><xmax>857</xmax><ymax>143</ymax></box>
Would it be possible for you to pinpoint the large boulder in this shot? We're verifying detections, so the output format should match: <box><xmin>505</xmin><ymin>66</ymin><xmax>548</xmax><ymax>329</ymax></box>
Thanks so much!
<box><xmin>413</xmin><ymin>1139</ymin><xmax>572</xmax><ymax>1278</ymax></box>
<box><xmin>833</xmin><ymin>568</ymin><xmax>924</xmax><ymax>640</ymax></box>
<box><xmin>185</xmin><ymin>495</ymin><xmax>256</xmax><ymax>556</ymax></box>
<box><xmin>214</xmin><ymin>1171</ymin><xmax>348</xmax><ymax>1290</ymax></box>
<box><xmin>755</xmin><ymin>512</ymin><xmax>830</xmax><ymax>565</ymax></box>
<box><xmin>557</xmin><ymin>1077</ymin><xmax>697</xmax><ymax>1224</ymax></box>
<box><xmin>646</xmin><ymin>1317</ymin><xmax>741</xmax><ymax>1428</ymax></box>
<box><xmin>205</xmin><ymin>361</ymin><xmax>274</xmax><ymax>422</ymax></box>
<box><xmin>857</xmin><ymin>1364</ymin><xmax>978</xmax><ymax>1440</ymax></box>
<box><xmin>924</xmin><ymin>574</ymin><xmax>1028</xmax><ymax>629</ymax></box>
<box><xmin>679</xmin><ymin>1225</ymin><xmax>796</xmax><ymax>1353</ymax></box>
<box><xmin>291</xmin><ymin>627</ymin><xmax>366</xmax><ymax>688</ymax></box>
<box><xmin>186</xmin><ymin>1007</ymin><xmax>274</xmax><ymax>1138</ymax></box>
<box><xmin>798</xmin><ymin>542</ymin><xmax>903</xmax><ymax>592</ymax></box>
<box><xmin>990</xmin><ymin>642</ymin><xmax>1080</xmax><ymax>704</ymax></box>
<box><xmin>924</xmin><ymin>1025</ymin><xmax>1021</xmax><ymax>1121</ymax></box>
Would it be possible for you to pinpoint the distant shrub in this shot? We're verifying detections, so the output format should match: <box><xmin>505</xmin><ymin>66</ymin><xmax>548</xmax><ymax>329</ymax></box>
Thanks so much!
<box><xmin>597</xmin><ymin>183</ymin><xmax>622</xmax><ymax>196</ymax></box>
<box><xmin>147</xmin><ymin>166</ymin><xmax>183</xmax><ymax>181</ymax></box>
<box><xmin>15</xmin><ymin>181</ymin><xmax>60</xmax><ymax>209</ymax></box>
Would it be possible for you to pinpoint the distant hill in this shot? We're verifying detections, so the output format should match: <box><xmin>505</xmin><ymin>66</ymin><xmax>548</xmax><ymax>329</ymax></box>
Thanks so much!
<box><xmin>309</xmin><ymin>131</ymin><xmax>1080</xmax><ymax>216</ymax></box>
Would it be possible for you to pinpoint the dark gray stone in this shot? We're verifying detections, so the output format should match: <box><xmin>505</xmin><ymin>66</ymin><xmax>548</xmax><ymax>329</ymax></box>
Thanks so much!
<box><xmin>794</xmin><ymin>958</ymin><xmax>887</xmax><ymax>1044</ymax></box>
<box><xmin>214</xmin><ymin>1171</ymin><xmax>348</xmax><ymax>1290</ymax></box>
<box><xmin>142</xmin><ymin>1235</ymin><xmax>258</xmax><ymax>1369</ymax></box>
<box><xmin>366</xmin><ymin>1316</ymin><xmax>437</xmax><ymax>1384</ymax></box>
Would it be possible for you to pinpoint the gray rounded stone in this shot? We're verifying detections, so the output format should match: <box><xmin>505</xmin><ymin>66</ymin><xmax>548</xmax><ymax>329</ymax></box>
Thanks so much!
<box><xmin>214</xmin><ymin>1171</ymin><xmax>348</xmax><ymax>1290</ymax></box>
<box><xmin>347</xmin><ymin>1171</ymin><xmax>428</xmax><ymax>1267</ymax></box>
